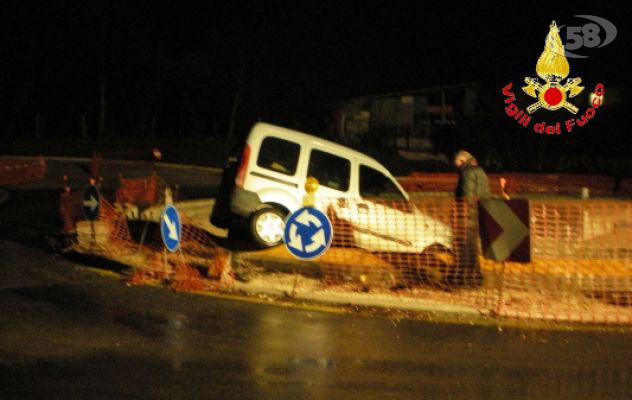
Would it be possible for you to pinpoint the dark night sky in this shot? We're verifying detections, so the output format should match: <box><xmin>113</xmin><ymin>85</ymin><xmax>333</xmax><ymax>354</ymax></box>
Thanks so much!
<box><xmin>1</xmin><ymin>1</ymin><xmax>631</xmax><ymax>158</ymax></box>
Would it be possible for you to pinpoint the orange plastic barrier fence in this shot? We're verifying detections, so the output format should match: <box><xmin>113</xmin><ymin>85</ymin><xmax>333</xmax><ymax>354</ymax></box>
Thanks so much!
<box><xmin>398</xmin><ymin>173</ymin><xmax>632</xmax><ymax>197</ymax></box>
<box><xmin>0</xmin><ymin>157</ymin><xmax>46</xmax><ymax>186</ymax></box>
<box><xmin>309</xmin><ymin>197</ymin><xmax>632</xmax><ymax>324</ymax></box>
<box><xmin>322</xmin><ymin>197</ymin><xmax>480</xmax><ymax>289</ymax></box>
<box><xmin>126</xmin><ymin>211</ymin><xmax>229</xmax><ymax>291</ymax></box>
<box><xmin>89</xmin><ymin>154</ymin><xmax>167</xmax><ymax>207</ymax></box>
<box><xmin>116</xmin><ymin>173</ymin><xmax>166</xmax><ymax>206</ymax></box>
<box><xmin>59</xmin><ymin>168</ymin><xmax>632</xmax><ymax>325</ymax></box>
<box><xmin>60</xmin><ymin>184</ymin><xmax>228</xmax><ymax>292</ymax></box>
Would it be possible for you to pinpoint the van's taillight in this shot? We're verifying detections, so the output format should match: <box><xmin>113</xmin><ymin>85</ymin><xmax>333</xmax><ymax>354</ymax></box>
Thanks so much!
<box><xmin>235</xmin><ymin>144</ymin><xmax>251</xmax><ymax>188</ymax></box>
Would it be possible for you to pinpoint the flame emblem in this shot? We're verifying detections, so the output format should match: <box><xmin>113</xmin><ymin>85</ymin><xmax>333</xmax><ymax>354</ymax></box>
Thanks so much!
<box><xmin>522</xmin><ymin>21</ymin><xmax>584</xmax><ymax>114</ymax></box>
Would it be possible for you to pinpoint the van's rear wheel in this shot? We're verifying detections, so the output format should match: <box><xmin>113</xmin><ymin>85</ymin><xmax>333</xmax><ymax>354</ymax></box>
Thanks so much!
<box><xmin>250</xmin><ymin>207</ymin><xmax>286</xmax><ymax>247</ymax></box>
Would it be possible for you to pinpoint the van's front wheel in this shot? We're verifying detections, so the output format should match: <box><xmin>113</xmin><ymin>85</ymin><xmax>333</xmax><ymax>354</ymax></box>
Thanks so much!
<box><xmin>250</xmin><ymin>207</ymin><xmax>286</xmax><ymax>247</ymax></box>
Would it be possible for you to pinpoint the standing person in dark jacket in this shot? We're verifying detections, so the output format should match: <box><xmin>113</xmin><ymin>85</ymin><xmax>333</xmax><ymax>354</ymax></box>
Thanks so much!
<box><xmin>451</xmin><ymin>150</ymin><xmax>487</xmax><ymax>287</ymax></box>
<box><xmin>453</xmin><ymin>150</ymin><xmax>490</xmax><ymax>198</ymax></box>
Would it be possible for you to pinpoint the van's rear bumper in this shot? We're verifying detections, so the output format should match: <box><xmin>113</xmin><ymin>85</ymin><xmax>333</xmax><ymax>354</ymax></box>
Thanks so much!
<box><xmin>229</xmin><ymin>187</ymin><xmax>262</xmax><ymax>218</ymax></box>
<box><xmin>210</xmin><ymin>187</ymin><xmax>261</xmax><ymax>228</ymax></box>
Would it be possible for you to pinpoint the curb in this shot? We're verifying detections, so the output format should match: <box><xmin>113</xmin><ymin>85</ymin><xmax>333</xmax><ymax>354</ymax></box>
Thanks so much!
<box><xmin>230</xmin><ymin>251</ymin><xmax>481</xmax><ymax>316</ymax></box>
<box><xmin>0</xmin><ymin>155</ymin><xmax>223</xmax><ymax>174</ymax></box>
<box><xmin>230</xmin><ymin>280</ymin><xmax>481</xmax><ymax>315</ymax></box>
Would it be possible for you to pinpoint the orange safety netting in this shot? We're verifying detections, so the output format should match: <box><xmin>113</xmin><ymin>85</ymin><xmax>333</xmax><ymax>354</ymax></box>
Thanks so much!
<box><xmin>59</xmin><ymin>169</ymin><xmax>632</xmax><ymax>325</ymax></box>
<box><xmin>321</xmin><ymin>197</ymin><xmax>480</xmax><ymax>290</ymax></box>
<box><xmin>398</xmin><ymin>172</ymin><xmax>632</xmax><ymax>197</ymax></box>
<box><xmin>88</xmin><ymin>153</ymin><xmax>167</xmax><ymax>206</ymax></box>
<box><xmin>315</xmin><ymin>197</ymin><xmax>632</xmax><ymax>324</ymax></box>
<box><xmin>116</xmin><ymin>173</ymin><xmax>167</xmax><ymax>206</ymax></box>
<box><xmin>0</xmin><ymin>157</ymin><xmax>47</xmax><ymax>186</ymax></box>
<box><xmin>60</xmin><ymin>181</ymin><xmax>229</xmax><ymax>292</ymax></box>
<box><xmin>232</xmin><ymin>197</ymin><xmax>631</xmax><ymax>324</ymax></box>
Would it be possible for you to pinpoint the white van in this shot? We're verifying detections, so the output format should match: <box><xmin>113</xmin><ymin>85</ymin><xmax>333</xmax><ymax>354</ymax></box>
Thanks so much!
<box><xmin>211</xmin><ymin>122</ymin><xmax>452</xmax><ymax>255</ymax></box>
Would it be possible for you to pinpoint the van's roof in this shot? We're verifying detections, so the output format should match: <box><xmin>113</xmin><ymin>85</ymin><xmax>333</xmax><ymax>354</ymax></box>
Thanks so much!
<box><xmin>249</xmin><ymin>122</ymin><xmax>390</xmax><ymax>172</ymax></box>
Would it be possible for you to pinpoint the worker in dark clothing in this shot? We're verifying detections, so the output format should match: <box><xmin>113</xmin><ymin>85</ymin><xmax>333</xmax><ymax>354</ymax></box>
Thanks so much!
<box><xmin>451</xmin><ymin>150</ymin><xmax>487</xmax><ymax>288</ymax></box>
<box><xmin>453</xmin><ymin>150</ymin><xmax>490</xmax><ymax>198</ymax></box>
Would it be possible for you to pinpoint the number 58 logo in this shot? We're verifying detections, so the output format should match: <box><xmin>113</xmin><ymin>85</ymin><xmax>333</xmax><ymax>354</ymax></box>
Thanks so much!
<box><xmin>547</xmin><ymin>15</ymin><xmax>617</xmax><ymax>59</ymax></box>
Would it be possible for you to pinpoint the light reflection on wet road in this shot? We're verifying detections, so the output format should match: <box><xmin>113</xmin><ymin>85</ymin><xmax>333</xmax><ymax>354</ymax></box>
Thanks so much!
<box><xmin>0</xmin><ymin>241</ymin><xmax>631</xmax><ymax>399</ymax></box>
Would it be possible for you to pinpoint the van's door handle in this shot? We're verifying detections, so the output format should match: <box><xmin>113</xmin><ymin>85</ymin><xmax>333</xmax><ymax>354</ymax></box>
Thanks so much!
<box><xmin>357</xmin><ymin>203</ymin><xmax>369</xmax><ymax>211</ymax></box>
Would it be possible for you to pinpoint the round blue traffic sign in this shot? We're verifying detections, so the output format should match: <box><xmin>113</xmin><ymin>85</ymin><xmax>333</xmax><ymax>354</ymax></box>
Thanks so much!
<box><xmin>283</xmin><ymin>207</ymin><xmax>332</xmax><ymax>260</ymax></box>
<box><xmin>82</xmin><ymin>185</ymin><xmax>101</xmax><ymax>221</ymax></box>
<box><xmin>160</xmin><ymin>205</ymin><xmax>182</xmax><ymax>252</ymax></box>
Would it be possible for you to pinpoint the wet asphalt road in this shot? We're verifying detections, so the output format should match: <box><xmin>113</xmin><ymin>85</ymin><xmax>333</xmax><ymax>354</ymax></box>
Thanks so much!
<box><xmin>1</xmin><ymin>159</ymin><xmax>632</xmax><ymax>399</ymax></box>
<box><xmin>1</xmin><ymin>241</ymin><xmax>632</xmax><ymax>400</ymax></box>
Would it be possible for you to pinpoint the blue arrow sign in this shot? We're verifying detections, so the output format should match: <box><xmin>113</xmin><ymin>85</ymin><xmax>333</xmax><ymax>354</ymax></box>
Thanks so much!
<box><xmin>82</xmin><ymin>185</ymin><xmax>101</xmax><ymax>221</ymax></box>
<box><xmin>284</xmin><ymin>207</ymin><xmax>332</xmax><ymax>260</ymax></box>
<box><xmin>161</xmin><ymin>205</ymin><xmax>182</xmax><ymax>252</ymax></box>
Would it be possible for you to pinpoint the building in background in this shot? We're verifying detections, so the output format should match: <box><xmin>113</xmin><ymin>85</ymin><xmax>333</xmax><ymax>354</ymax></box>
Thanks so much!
<box><xmin>329</xmin><ymin>82</ymin><xmax>479</xmax><ymax>159</ymax></box>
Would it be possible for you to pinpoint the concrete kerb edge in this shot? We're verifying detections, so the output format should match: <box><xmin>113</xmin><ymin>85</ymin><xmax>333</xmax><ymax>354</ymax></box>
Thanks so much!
<box><xmin>228</xmin><ymin>252</ymin><xmax>481</xmax><ymax>316</ymax></box>
<box><xmin>0</xmin><ymin>156</ymin><xmax>223</xmax><ymax>174</ymax></box>
<box><xmin>229</xmin><ymin>280</ymin><xmax>481</xmax><ymax>315</ymax></box>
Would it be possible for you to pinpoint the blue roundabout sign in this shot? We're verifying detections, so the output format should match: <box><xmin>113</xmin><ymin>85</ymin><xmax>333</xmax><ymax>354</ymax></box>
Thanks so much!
<box><xmin>283</xmin><ymin>207</ymin><xmax>332</xmax><ymax>260</ymax></box>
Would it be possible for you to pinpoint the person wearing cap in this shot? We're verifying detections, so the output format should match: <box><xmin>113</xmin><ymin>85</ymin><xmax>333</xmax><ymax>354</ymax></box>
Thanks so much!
<box><xmin>451</xmin><ymin>150</ymin><xmax>488</xmax><ymax>287</ymax></box>
<box><xmin>453</xmin><ymin>150</ymin><xmax>490</xmax><ymax>199</ymax></box>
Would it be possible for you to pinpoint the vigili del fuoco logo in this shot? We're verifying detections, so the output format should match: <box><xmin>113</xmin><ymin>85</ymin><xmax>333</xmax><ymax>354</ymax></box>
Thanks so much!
<box><xmin>501</xmin><ymin>21</ymin><xmax>604</xmax><ymax>135</ymax></box>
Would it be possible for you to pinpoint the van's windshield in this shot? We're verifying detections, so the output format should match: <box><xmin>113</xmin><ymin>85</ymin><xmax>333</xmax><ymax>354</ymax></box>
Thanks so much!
<box><xmin>359</xmin><ymin>165</ymin><xmax>407</xmax><ymax>202</ymax></box>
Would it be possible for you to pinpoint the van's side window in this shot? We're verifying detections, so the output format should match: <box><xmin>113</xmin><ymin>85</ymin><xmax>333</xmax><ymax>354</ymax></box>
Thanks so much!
<box><xmin>308</xmin><ymin>149</ymin><xmax>350</xmax><ymax>192</ymax></box>
<box><xmin>256</xmin><ymin>137</ymin><xmax>300</xmax><ymax>175</ymax></box>
<box><xmin>359</xmin><ymin>165</ymin><xmax>406</xmax><ymax>201</ymax></box>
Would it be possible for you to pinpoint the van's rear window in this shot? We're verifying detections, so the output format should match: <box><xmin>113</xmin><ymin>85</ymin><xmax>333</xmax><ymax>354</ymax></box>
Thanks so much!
<box><xmin>256</xmin><ymin>136</ymin><xmax>301</xmax><ymax>175</ymax></box>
